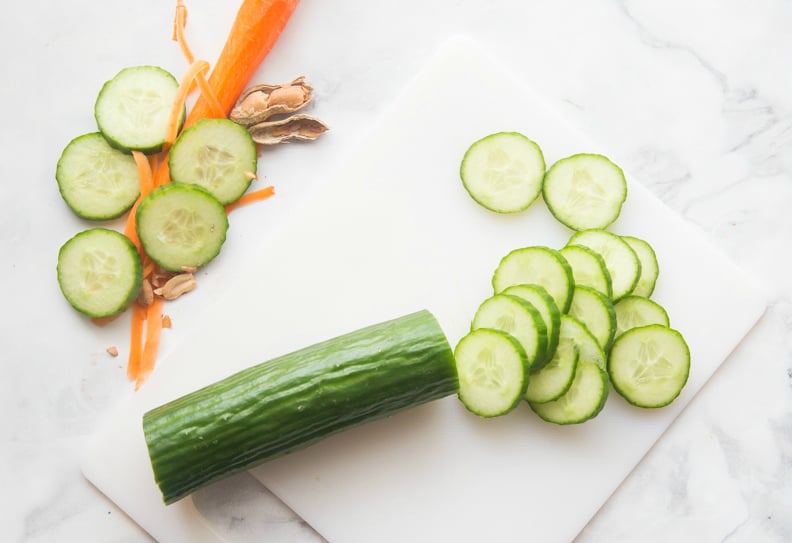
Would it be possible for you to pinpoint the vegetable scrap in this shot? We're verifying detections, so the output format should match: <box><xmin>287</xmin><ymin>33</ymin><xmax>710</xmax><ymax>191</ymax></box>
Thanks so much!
<box><xmin>55</xmin><ymin>0</ymin><xmax>320</xmax><ymax>389</ymax></box>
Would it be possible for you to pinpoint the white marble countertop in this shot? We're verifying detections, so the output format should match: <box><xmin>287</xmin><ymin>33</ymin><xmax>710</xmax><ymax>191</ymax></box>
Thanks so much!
<box><xmin>2</xmin><ymin>1</ymin><xmax>791</xmax><ymax>542</ymax></box>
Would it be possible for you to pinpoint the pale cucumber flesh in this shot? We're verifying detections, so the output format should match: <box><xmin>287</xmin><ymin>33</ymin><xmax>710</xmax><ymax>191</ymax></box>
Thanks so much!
<box><xmin>136</xmin><ymin>184</ymin><xmax>228</xmax><ymax>271</ymax></box>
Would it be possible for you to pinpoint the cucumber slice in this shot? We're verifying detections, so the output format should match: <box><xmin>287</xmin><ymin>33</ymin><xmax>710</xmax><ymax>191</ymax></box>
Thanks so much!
<box><xmin>501</xmin><ymin>284</ymin><xmax>561</xmax><ymax>370</ymax></box>
<box><xmin>558</xmin><ymin>244</ymin><xmax>612</xmax><ymax>299</ymax></box>
<box><xmin>613</xmin><ymin>295</ymin><xmax>670</xmax><ymax>338</ymax></box>
<box><xmin>471</xmin><ymin>294</ymin><xmax>547</xmax><ymax>370</ymax></box>
<box><xmin>622</xmin><ymin>235</ymin><xmax>660</xmax><ymax>297</ymax></box>
<box><xmin>567</xmin><ymin>286</ymin><xmax>616</xmax><ymax>353</ymax></box>
<box><xmin>55</xmin><ymin>132</ymin><xmax>140</xmax><ymax>220</ymax></box>
<box><xmin>459</xmin><ymin>132</ymin><xmax>545</xmax><ymax>213</ymax></box>
<box><xmin>542</xmin><ymin>153</ymin><xmax>627</xmax><ymax>230</ymax></box>
<box><xmin>524</xmin><ymin>332</ymin><xmax>578</xmax><ymax>404</ymax></box>
<box><xmin>607</xmin><ymin>324</ymin><xmax>690</xmax><ymax>408</ymax></box>
<box><xmin>559</xmin><ymin>314</ymin><xmax>607</xmax><ymax>370</ymax></box>
<box><xmin>94</xmin><ymin>65</ymin><xmax>183</xmax><ymax>154</ymax></box>
<box><xmin>169</xmin><ymin>118</ymin><xmax>258</xmax><ymax>205</ymax></box>
<box><xmin>492</xmin><ymin>246</ymin><xmax>574</xmax><ymax>313</ymax></box>
<box><xmin>57</xmin><ymin>228</ymin><xmax>142</xmax><ymax>317</ymax></box>
<box><xmin>136</xmin><ymin>184</ymin><xmax>229</xmax><ymax>272</ymax></box>
<box><xmin>529</xmin><ymin>361</ymin><xmax>609</xmax><ymax>425</ymax></box>
<box><xmin>455</xmin><ymin>328</ymin><xmax>530</xmax><ymax>418</ymax></box>
<box><xmin>567</xmin><ymin>229</ymin><xmax>641</xmax><ymax>301</ymax></box>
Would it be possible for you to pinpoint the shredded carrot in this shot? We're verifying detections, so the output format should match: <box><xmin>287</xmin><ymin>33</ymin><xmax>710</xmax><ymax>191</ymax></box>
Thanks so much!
<box><xmin>172</xmin><ymin>0</ymin><xmax>224</xmax><ymax>113</ymax></box>
<box><xmin>153</xmin><ymin>0</ymin><xmax>299</xmax><ymax>187</ymax></box>
<box><xmin>149</xmin><ymin>153</ymin><xmax>162</xmax><ymax>181</ymax></box>
<box><xmin>224</xmin><ymin>186</ymin><xmax>276</xmax><ymax>213</ymax></box>
<box><xmin>172</xmin><ymin>0</ymin><xmax>194</xmax><ymax>63</ymax></box>
<box><xmin>124</xmin><ymin>152</ymin><xmax>160</xmax><ymax>252</ymax></box>
<box><xmin>123</xmin><ymin>201</ymin><xmax>143</xmax><ymax>251</ymax></box>
<box><xmin>124</xmin><ymin>1</ymin><xmax>299</xmax><ymax>388</ymax></box>
<box><xmin>127</xmin><ymin>302</ymin><xmax>148</xmax><ymax>381</ymax></box>
<box><xmin>164</xmin><ymin>59</ymin><xmax>211</xmax><ymax>149</ymax></box>
<box><xmin>142</xmin><ymin>258</ymin><xmax>157</xmax><ymax>280</ymax></box>
<box><xmin>135</xmin><ymin>296</ymin><xmax>165</xmax><ymax>390</ymax></box>
<box><xmin>131</xmin><ymin>151</ymin><xmax>154</xmax><ymax>195</ymax></box>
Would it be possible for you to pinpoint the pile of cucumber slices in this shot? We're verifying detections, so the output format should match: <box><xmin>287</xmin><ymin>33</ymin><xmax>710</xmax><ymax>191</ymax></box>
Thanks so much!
<box><xmin>455</xmin><ymin>132</ymin><xmax>690</xmax><ymax>424</ymax></box>
<box><xmin>55</xmin><ymin>65</ymin><xmax>257</xmax><ymax>318</ymax></box>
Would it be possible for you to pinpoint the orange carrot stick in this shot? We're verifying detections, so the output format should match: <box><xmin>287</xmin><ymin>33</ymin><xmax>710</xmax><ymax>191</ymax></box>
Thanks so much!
<box><xmin>135</xmin><ymin>296</ymin><xmax>165</xmax><ymax>390</ymax></box>
<box><xmin>224</xmin><ymin>185</ymin><xmax>276</xmax><ymax>213</ymax></box>
<box><xmin>185</xmin><ymin>0</ymin><xmax>301</xmax><ymax>127</ymax></box>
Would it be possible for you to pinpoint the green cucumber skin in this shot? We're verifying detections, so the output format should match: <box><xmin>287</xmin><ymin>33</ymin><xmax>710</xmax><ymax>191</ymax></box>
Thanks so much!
<box><xmin>143</xmin><ymin>310</ymin><xmax>458</xmax><ymax>505</ymax></box>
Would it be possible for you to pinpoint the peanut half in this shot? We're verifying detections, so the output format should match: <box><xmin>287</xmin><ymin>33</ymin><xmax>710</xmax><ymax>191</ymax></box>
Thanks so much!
<box><xmin>154</xmin><ymin>273</ymin><xmax>197</xmax><ymax>301</ymax></box>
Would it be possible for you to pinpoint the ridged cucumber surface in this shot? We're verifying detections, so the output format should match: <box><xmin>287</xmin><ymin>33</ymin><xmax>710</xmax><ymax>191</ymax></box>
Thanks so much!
<box><xmin>143</xmin><ymin>310</ymin><xmax>457</xmax><ymax>504</ymax></box>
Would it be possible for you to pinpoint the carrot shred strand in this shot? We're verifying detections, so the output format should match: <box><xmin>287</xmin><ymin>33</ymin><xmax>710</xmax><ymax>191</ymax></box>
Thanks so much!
<box><xmin>173</xmin><ymin>0</ymin><xmax>194</xmax><ymax>63</ymax></box>
<box><xmin>124</xmin><ymin>151</ymin><xmax>159</xmax><ymax>251</ymax></box>
<box><xmin>164</xmin><ymin>59</ymin><xmax>210</xmax><ymax>148</ymax></box>
<box><xmin>172</xmin><ymin>0</ymin><xmax>224</xmax><ymax>117</ymax></box>
<box><xmin>127</xmin><ymin>0</ymin><xmax>300</xmax><ymax>389</ymax></box>
<box><xmin>224</xmin><ymin>186</ymin><xmax>276</xmax><ymax>213</ymax></box>
<box><xmin>127</xmin><ymin>302</ymin><xmax>148</xmax><ymax>381</ymax></box>
<box><xmin>135</xmin><ymin>296</ymin><xmax>165</xmax><ymax>390</ymax></box>
<box><xmin>131</xmin><ymin>151</ymin><xmax>154</xmax><ymax>195</ymax></box>
<box><xmin>142</xmin><ymin>258</ymin><xmax>156</xmax><ymax>280</ymax></box>
<box><xmin>194</xmin><ymin>73</ymin><xmax>225</xmax><ymax>119</ymax></box>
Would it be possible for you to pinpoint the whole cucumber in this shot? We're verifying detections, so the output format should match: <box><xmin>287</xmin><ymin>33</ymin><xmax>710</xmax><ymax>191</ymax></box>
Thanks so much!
<box><xmin>143</xmin><ymin>309</ymin><xmax>458</xmax><ymax>504</ymax></box>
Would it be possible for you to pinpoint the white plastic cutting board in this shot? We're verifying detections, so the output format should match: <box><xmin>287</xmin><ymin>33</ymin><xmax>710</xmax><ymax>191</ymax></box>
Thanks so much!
<box><xmin>82</xmin><ymin>37</ymin><xmax>767</xmax><ymax>543</ymax></box>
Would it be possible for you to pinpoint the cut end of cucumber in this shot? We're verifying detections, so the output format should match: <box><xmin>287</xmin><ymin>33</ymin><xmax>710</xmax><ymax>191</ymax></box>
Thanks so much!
<box><xmin>57</xmin><ymin>228</ymin><xmax>142</xmax><ymax>317</ymax></box>
<box><xmin>454</xmin><ymin>328</ymin><xmax>529</xmax><ymax>418</ymax></box>
<box><xmin>56</xmin><ymin>132</ymin><xmax>141</xmax><ymax>220</ymax></box>
<box><xmin>543</xmin><ymin>153</ymin><xmax>627</xmax><ymax>231</ymax></box>
<box><xmin>169</xmin><ymin>118</ymin><xmax>258</xmax><ymax>205</ymax></box>
<box><xmin>460</xmin><ymin>132</ymin><xmax>545</xmax><ymax>213</ymax></box>
<box><xmin>136</xmin><ymin>184</ymin><xmax>229</xmax><ymax>272</ymax></box>
<box><xmin>94</xmin><ymin>65</ymin><xmax>183</xmax><ymax>154</ymax></box>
